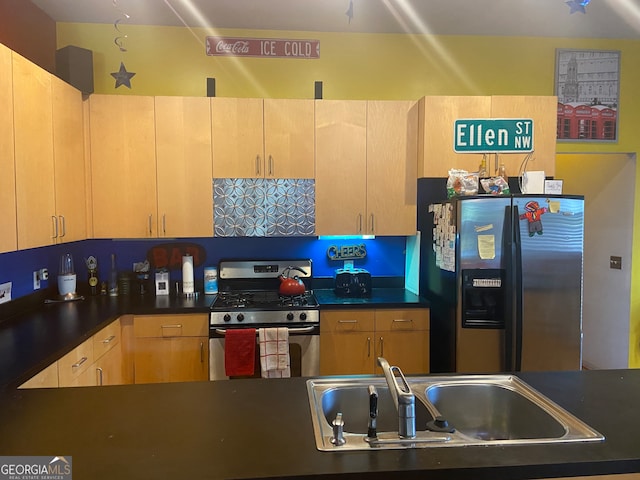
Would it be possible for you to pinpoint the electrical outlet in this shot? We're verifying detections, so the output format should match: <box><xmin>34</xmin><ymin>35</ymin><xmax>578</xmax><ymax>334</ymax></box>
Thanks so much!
<box><xmin>0</xmin><ymin>282</ymin><xmax>11</xmax><ymax>304</ymax></box>
<box><xmin>33</xmin><ymin>271</ymin><xmax>41</xmax><ymax>290</ymax></box>
<box><xmin>40</xmin><ymin>268</ymin><xmax>49</xmax><ymax>280</ymax></box>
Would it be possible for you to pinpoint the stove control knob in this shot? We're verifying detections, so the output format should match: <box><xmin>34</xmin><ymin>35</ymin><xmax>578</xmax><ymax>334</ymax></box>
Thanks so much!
<box><xmin>223</xmin><ymin>314</ymin><xmax>231</xmax><ymax>322</ymax></box>
<box><xmin>299</xmin><ymin>312</ymin><xmax>307</xmax><ymax>321</ymax></box>
<box><xmin>237</xmin><ymin>313</ymin><xmax>245</xmax><ymax>322</ymax></box>
<box><xmin>287</xmin><ymin>312</ymin><xmax>294</xmax><ymax>321</ymax></box>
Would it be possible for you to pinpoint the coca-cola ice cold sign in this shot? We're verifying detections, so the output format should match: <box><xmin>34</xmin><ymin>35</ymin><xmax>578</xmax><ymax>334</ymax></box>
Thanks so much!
<box><xmin>206</xmin><ymin>37</ymin><xmax>320</xmax><ymax>59</ymax></box>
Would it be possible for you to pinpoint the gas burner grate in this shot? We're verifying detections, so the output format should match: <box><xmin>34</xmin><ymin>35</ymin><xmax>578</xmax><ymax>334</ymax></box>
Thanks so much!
<box><xmin>212</xmin><ymin>290</ymin><xmax>318</xmax><ymax>309</ymax></box>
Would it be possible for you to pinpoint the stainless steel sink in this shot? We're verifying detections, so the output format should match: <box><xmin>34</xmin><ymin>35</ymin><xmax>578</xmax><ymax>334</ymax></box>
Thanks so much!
<box><xmin>321</xmin><ymin>384</ymin><xmax>432</xmax><ymax>434</ymax></box>
<box><xmin>307</xmin><ymin>374</ymin><xmax>604</xmax><ymax>451</ymax></box>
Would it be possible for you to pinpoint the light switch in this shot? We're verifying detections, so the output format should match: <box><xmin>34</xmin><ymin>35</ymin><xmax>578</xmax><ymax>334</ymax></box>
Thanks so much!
<box><xmin>610</xmin><ymin>256</ymin><xmax>622</xmax><ymax>270</ymax></box>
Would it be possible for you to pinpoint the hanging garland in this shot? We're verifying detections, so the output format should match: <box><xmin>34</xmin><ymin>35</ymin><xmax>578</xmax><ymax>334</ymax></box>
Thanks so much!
<box><xmin>109</xmin><ymin>0</ymin><xmax>136</xmax><ymax>89</ymax></box>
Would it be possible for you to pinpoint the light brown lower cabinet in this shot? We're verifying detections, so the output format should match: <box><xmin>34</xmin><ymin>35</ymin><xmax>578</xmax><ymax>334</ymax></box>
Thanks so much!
<box><xmin>68</xmin><ymin>343</ymin><xmax>123</xmax><ymax>387</ymax></box>
<box><xmin>133</xmin><ymin>314</ymin><xmax>209</xmax><ymax>384</ymax></box>
<box><xmin>18</xmin><ymin>361</ymin><xmax>59</xmax><ymax>389</ymax></box>
<box><xmin>320</xmin><ymin>308</ymin><xmax>430</xmax><ymax>376</ymax></box>
<box><xmin>19</xmin><ymin>318</ymin><xmax>124</xmax><ymax>389</ymax></box>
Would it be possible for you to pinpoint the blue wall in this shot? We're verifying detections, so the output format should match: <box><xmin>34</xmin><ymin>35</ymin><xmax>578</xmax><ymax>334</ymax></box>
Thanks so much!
<box><xmin>0</xmin><ymin>237</ymin><xmax>408</xmax><ymax>300</ymax></box>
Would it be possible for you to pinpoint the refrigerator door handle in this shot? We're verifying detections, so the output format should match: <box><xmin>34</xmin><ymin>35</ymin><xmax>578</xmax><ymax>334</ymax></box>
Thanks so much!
<box><xmin>512</xmin><ymin>205</ymin><xmax>524</xmax><ymax>371</ymax></box>
<box><xmin>504</xmin><ymin>205</ymin><xmax>514</xmax><ymax>371</ymax></box>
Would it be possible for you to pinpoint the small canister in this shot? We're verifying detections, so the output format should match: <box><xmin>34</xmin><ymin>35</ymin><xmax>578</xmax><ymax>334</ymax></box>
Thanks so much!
<box><xmin>204</xmin><ymin>266</ymin><xmax>218</xmax><ymax>294</ymax></box>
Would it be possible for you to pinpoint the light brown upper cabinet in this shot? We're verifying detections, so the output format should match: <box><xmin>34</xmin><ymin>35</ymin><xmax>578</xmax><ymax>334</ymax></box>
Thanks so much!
<box><xmin>418</xmin><ymin>96</ymin><xmax>557</xmax><ymax>178</ymax></box>
<box><xmin>490</xmin><ymin>96</ymin><xmax>557</xmax><ymax>178</ymax></box>
<box><xmin>89</xmin><ymin>94</ymin><xmax>158</xmax><ymax>238</ymax></box>
<box><xmin>315</xmin><ymin>100</ymin><xmax>418</xmax><ymax>236</ymax></box>
<box><xmin>155</xmin><ymin>96</ymin><xmax>213</xmax><ymax>237</ymax></box>
<box><xmin>0</xmin><ymin>44</ymin><xmax>17</xmax><ymax>253</ymax></box>
<box><xmin>5</xmin><ymin>48</ymin><xmax>85</xmax><ymax>251</ymax></box>
<box><xmin>315</xmin><ymin>100</ymin><xmax>367</xmax><ymax>235</ymax></box>
<box><xmin>211</xmin><ymin>98</ymin><xmax>315</xmax><ymax>178</ymax></box>
<box><xmin>51</xmin><ymin>75</ymin><xmax>87</xmax><ymax>244</ymax></box>
<box><xmin>366</xmin><ymin>100</ymin><xmax>419</xmax><ymax>235</ymax></box>
<box><xmin>418</xmin><ymin>96</ymin><xmax>491</xmax><ymax>177</ymax></box>
<box><xmin>12</xmin><ymin>52</ymin><xmax>57</xmax><ymax>249</ymax></box>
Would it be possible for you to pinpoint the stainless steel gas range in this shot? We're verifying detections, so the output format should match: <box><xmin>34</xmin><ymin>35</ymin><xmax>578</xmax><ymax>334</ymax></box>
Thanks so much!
<box><xmin>209</xmin><ymin>259</ymin><xmax>320</xmax><ymax>380</ymax></box>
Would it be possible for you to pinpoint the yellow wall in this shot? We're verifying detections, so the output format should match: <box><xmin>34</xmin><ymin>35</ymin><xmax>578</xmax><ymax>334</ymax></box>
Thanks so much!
<box><xmin>56</xmin><ymin>23</ymin><xmax>640</xmax><ymax>366</ymax></box>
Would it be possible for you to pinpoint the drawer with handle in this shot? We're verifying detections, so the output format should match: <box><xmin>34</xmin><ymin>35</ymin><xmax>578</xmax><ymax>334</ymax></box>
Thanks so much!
<box><xmin>375</xmin><ymin>308</ymin><xmax>430</xmax><ymax>332</ymax></box>
<box><xmin>93</xmin><ymin>319</ymin><xmax>121</xmax><ymax>360</ymax></box>
<box><xmin>133</xmin><ymin>314</ymin><xmax>209</xmax><ymax>338</ymax></box>
<box><xmin>58</xmin><ymin>338</ymin><xmax>94</xmax><ymax>386</ymax></box>
<box><xmin>320</xmin><ymin>310</ymin><xmax>374</xmax><ymax>333</ymax></box>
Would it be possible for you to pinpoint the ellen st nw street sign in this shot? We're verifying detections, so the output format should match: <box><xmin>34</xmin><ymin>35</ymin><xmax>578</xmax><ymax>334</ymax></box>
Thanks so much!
<box><xmin>454</xmin><ymin>119</ymin><xmax>534</xmax><ymax>153</ymax></box>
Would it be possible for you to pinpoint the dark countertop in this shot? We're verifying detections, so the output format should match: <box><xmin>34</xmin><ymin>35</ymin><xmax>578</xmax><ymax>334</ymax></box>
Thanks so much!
<box><xmin>1</xmin><ymin>370</ymin><xmax>640</xmax><ymax>479</ymax></box>
<box><xmin>314</xmin><ymin>288</ymin><xmax>427</xmax><ymax>308</ymax></box>
<box><xmin>0</xmin><ymin>290</ymin><xmax>639</xmax><ymax>478</ymax></box>
<box><xmin>0</xmin><ymin>293</ymin><xmax>213</xmax><ymax>390</ymax></box>
<box><xmin>0</xmin><ymin>288</ymin><xmax>424</xmax><ymax>389</ymax></box>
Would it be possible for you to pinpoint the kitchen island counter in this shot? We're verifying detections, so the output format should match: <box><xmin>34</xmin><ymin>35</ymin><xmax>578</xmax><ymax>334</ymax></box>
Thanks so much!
<box><xmin>1</xmin><ymin>369</ymin><xmax>639</xmax><ymax>479</ymax></box>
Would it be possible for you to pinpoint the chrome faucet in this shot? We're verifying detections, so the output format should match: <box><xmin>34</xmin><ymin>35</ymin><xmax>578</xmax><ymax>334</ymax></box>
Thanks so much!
<box><xmin>377</xmin><ymin>357</ymin><xmax>416</xmax><ymax>439</ymax></box>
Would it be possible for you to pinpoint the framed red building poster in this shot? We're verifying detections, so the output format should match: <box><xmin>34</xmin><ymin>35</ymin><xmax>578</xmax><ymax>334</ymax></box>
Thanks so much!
<box><xmin>554</xmin><ymin>49</ymin><xmax>620</xmax><ymax>142</ymax></box>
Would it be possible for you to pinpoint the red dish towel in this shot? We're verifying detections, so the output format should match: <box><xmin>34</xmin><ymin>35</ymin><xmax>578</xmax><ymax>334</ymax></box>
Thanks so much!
<box><xmin>224</xmin><ymin>328</ymin><xmax>256</xmax><ymax>376</ymax></box>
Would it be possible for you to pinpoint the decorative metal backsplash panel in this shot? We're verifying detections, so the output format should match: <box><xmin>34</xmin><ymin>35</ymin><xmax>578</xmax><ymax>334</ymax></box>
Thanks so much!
<box><xmin>213</xmin><ymin>178</ymin><xmax>315</xmax><ymax>237</ymax></box>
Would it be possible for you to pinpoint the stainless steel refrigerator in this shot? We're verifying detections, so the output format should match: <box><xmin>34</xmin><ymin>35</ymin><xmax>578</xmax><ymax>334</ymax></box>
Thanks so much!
<box><xmin>418</xmin><ymin>178</ymin><xmax>584</xmax><ymax>373</ymax></box>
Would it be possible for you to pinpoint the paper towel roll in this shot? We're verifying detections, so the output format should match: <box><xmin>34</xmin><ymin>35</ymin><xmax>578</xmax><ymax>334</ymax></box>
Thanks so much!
<box><xmin>182</xmin><ymin>255</ymin><xmax>194</xmax><ymax>294</ymax></box>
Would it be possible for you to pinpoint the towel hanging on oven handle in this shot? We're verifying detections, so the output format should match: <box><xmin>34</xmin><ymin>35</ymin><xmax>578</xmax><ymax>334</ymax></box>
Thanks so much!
<box><xmin>213</xmin><ymin>325</ymin><xmax>317</xmax><ymax>336</ymax></box>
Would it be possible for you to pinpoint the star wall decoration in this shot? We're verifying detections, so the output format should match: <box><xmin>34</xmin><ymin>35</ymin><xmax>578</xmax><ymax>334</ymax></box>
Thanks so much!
<box><xmin>566</xmin><ymin>0</ymin><xmax>591</xmax><ymax>14</ymax></box>
<box><xmin>110</xmin><ymin>61</ymin><xmax>136</xmax><ymax>89</ymax></box>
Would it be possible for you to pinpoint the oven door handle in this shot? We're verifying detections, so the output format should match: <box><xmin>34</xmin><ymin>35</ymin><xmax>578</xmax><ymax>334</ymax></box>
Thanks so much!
<box><xmin>213</xmin><ymin>325</ymin><xmax>318</xmax><ymax>336</ymax></box>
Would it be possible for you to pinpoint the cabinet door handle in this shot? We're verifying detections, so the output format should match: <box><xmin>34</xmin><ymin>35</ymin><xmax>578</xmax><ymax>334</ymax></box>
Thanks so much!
<box><xmin>72</xmin><ymin>357</ymin><xmax>88</xmax><ymax>368</ymax></box>
<box><xmin>358</xmin><ymin>214</ymin><xmax>363</xmax><ymax>233</ymax></box>
<box><xmin>338</xmin><ymin>319</ymin><xmax>358</xmax><ymax>323</ymax></box>
<box><xmin>51</xmin><ymin>216</ymin><xmax>58</xmax><ymax>239</ymax></box>
<box><xmin>367</xmin><ymin>337</ymin><xmax>371</xmax><ymax>358</ymax></box>
<box><xmin>200</xmin><ymin>341</ymin><xmax>205</xmax><ymax>363</ymax></box>
<box><xmin>59</xmin><ymin>215</ymin><xmax>66</xmax><ymax>238</ymax></box>
<box><xmin>162</xmin><ymin>214</ymin><xmax>166</xmax><ymax>235</ymax></box>
<box><xmin>393</xmin><ymin>319</ymin><xmax>413</xmax><ymax>323</ymax></box>
<box><xmin>379</xmin><ymin>337</ymin><xmax>384</xmax><ymax>357</ymax></box>
<box><xmin>370</xmin><ymin>214</ymin><xmax>375</xmax><ymax>234</ymax></box>
<box><xmin>102</xmin><ymin>335</ymin><xmax>116</xmax><ymax>344</ymax></box>
<box><xmin>162</xmin><ymin>324</ymin><xmax>183</xmax><ymax>329</ymax></box>
<box><xmin>256</xmin><ymin>155</ymin><xmax>261</xmax><ymax>175</ymax></box>
<box><xmin>96</xmin><ymin>367</ymin><xmax>103</xmax><ymax>386</ymax></box>
<box><xmin>148</xmin><ymin>215</ymin><xmax>153</xmax><ymax>236</ymax></box>
<box><xmin>268</xmin><ymin>155</ymin><xmax>273</xmax><ymax>176</ymax></box>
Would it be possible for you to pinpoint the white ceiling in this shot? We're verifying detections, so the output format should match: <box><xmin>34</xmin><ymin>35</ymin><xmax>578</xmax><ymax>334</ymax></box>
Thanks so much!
<box><xmin>30</xmin><ymin>0</ymin><xmax>640</xmax><ymax>38</ymax></box>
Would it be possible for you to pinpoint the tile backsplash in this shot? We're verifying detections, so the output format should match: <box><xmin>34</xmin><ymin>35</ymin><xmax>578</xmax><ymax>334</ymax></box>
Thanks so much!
<box><xmin>213</xmin><ymin>178</ymin><xmax>315</xmax><ymax>236</ymax></box>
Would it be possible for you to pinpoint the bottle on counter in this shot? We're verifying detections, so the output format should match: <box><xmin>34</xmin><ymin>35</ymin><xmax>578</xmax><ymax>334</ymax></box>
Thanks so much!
<box><xmin>498</xmin><ymin>162</ymin><xmax>507</xmax><ymax>181</ymax></box>
<box><xmin>108</xmin><ymin>253</ymin><xmax>118</xmax><ymax>297</ymax></box>
<box><xmin>478</xmin><ymin>156</ymin><xmax>488</xmax><ymax>179</ymax></box>
<box><xmin>204</xmin><ymin>266</ymin><xmax>218</xmax><ymax>294</ymax></box>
